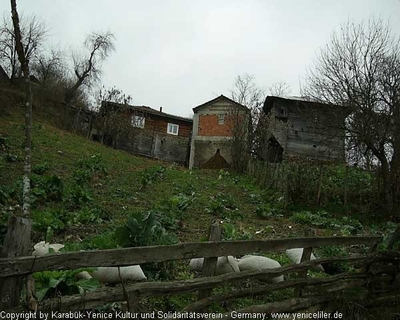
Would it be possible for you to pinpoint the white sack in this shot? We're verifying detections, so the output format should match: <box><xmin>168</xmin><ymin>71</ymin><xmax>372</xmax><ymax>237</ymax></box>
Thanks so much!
<box><xmin>189</xmin><ymin>256</ymin><xmax>239</xmax><ymax>275</ymax></box>
<box><xmin>92</xmin><ymin>266</ymin><xmax>147</xmax><ymax>284</ymax></box>
<box><xmin>32</xmin><ymin>241</ymin><xmax>64</xmax><ymax>256</ymax></box>
<box><xmin>238</xmin><ymin>255</ymin><xmax>284</xmax><ymax>283</ymax></box>
<box><xmin>285</xmin><ymin>248</ymin><xmax>325</xmax><ymax>272</ymax></box>
<box><xmin>75</xmin><ymin>271</ymin><xmax>92</xmax><ymax>280</ymax></box>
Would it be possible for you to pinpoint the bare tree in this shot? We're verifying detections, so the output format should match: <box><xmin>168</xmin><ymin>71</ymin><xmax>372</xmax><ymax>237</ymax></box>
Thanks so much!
<box><xmin>230</xmin><ymin>74</ymin><xmax>265</xmax><ymax>110</ymax></box>
<box><xmin>228</xmin><ymin>74</ymin><xmax>265</xmax><ymax>172</ymax></box>
<box><xmin>65</xmin><ymin>31</ymin><xmax>115</xmax><ymax>105</ymax></box>
<box><xmin>268</xmin><ymin>81</ymin><xmax>292</xmax><ymax>97</ymax></box>
<box><xmin>64</xmin><ymin>31</ymin><xmax>115</xmax><ymax>132</ymax></box>
<box><xmin>93</xmin><ymin>86</ymin><xmax>134</xmax><ymax>147</ymax></box>
<box><xmin>0</xmin><ymin>0</ymin><xmax>33</xmax><ymax>309</ymax></box>
<box><xmin>303</xmin><ymin>18</ymin><xmax>400</xmax><ymax>216</ymax></box>
<box><xmin>0</xmin><ymin>13</ymin><xmax>47</xmax><ymax>79</ymax></box>
<box><xmin>32</xmin><ymin>48</ymin><xmax>67</xmax><ymax>89</ymax></box>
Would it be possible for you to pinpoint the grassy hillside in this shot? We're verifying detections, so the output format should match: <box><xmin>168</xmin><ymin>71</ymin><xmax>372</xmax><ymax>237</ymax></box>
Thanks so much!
<box><xmin>0</xmin><ymin>112</ymin><xmax>301</xmax><ymax>245</ymax></box>
<box><xmin>1</xmin><ymin>110</ymin><xmax>390</xmax><ymax>249</ymax></box>
<box><xmin>1</xmin><ymin>104</ymin><xmax>398</xmax><ymax>314</ymax></box>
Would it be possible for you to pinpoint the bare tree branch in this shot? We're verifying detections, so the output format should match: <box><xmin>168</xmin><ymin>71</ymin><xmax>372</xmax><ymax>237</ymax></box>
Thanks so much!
<box><xmin>0</xmin><ymin>13</ymin><xmax>47</xmax><ymax>79</ymax></box>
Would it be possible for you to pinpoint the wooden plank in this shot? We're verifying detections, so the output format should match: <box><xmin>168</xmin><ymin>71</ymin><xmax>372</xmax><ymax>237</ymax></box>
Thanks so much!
<box><xmin>0</xmin><ymin>236</ymin><xmax>382</xmax><ymax>278</ymax></box>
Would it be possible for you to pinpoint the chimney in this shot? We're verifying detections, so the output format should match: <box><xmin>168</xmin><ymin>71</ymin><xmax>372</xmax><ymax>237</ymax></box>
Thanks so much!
<box><xmin>159</xmin><ymin>107</ymin><xmax>163</xmax><ymax>112</ymax></box>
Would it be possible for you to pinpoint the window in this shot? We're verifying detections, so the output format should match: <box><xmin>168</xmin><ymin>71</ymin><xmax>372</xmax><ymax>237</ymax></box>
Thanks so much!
<box><xmin>132</xmin><ymin>115</ymin><xmax>145</xmax><ymax>128</ymax></box>
<box><xmin>167</xmin><ymin>123</ymin><xmax>179</xmax><ymax>135</ymax></box>
<box><xmin>218</xmin><ymin>114</ymin><xmax>225</xmax><ymax>125</ymax></box>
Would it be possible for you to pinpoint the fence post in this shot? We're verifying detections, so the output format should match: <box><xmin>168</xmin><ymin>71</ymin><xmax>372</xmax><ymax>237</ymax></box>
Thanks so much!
<box><xmin>0</xmin><ymin>216</ymin><xmax>31</xmax><ymax>310</ymax></box>
<box><xmin>197</xmin><ymin>223</ymin><xmax>222</xmax><ymax>305</ymax></box>
<box><xmin>295</xmin><ymin>228</ymin><xmax>315</xmax><ymax>297</ymax></box>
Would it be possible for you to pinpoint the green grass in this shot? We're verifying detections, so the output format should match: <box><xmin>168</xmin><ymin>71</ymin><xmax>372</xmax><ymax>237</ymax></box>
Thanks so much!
<box><xmin>0</xmin><ymin>113</ymin><xmax>305</xmax><ymax>246</ymax></box>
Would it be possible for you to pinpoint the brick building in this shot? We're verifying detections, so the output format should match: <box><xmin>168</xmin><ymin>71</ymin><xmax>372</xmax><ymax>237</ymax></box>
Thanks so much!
<box><xmin>189</xmin><ymin>95</ymin><xmax>249</xmax><ymax>169</ymax></box>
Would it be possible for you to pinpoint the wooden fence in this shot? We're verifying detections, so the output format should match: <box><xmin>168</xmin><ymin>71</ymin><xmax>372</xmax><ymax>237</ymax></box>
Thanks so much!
<box><xmin>1</xmin><ymin>229</ymin><xmax>400</xmax><ymax>316</ymax></box>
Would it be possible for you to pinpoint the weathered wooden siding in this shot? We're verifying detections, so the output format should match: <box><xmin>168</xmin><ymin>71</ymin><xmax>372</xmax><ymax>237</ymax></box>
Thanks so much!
<box><xmin>272</xmin><ymin>100</ymin><xmax>346</xmax><ymax>162</ymax></box>
<box><xmin>116</xmin><ymin>113</ymin><xmax>192</xmax><ymax>165</ymax></box>
<box><xmin>143</xmin><ymin>115</ymin><xmax>192</xmax><ymax>138</ymax></box>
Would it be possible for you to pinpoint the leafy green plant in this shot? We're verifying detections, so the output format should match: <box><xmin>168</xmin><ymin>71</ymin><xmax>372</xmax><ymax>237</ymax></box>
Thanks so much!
<box><xmin>205</xmin><ymin>192</ymin><xmax>237</xmax><ymax>215</ymax></box>
<box><xmin>33</xmin><ymin>269</ymin><xmax>99</xmax><ymax>301</ymax></box>
<box><xmin>32</xmin><ymin>163</ymin><xmax>50</xmax><ymax>175</ymax></box>
<box><xmin>223</xmin><ymin>223</ymin><xmax>252</xmax><ymax>240</ymax></box>
<box><xmin>64</xmin><ymin>231</ymin><xmax>119</xmax><ymax>251</ymax></box>
<box><xmin>0</xmin><ymin>135</ymin><xmax>10</xmax><ymax>153</ymax></box>
<box><xmin>255</xmin><ymin>203</ymin><xmax>283</xmax><ymax>219</ymax></box>
<box><xmin>169</xmin><ymin>193</ymin><xmax>193</xmax><ymax>212</ymax></box>
<box><xmin>31</xmin><ymin>174</ymin><xmax>64</xmax><ymax>205</ymax></box>
<box><xmin>139</xmin><ymin>166</ymin><xmax>166</xmax><ymax>190</ymax></box>
<box><xmin>78</xmin><ymin>154</ymin><xmax>108</xmax><ymax>175</ymax></box>
<box><xmin>74</xmin><ymin>154</ymin><xmax>108</xmax><ymax>186</ymax></box>
<box><xmin>316</xmin><ymin>246</ymin><xmax>352</xmax><ymax>274</ymax></box>
<box><xmin>4</xmin><ymin>153</ymin><xmax>18</xmax><ymax>162</ymax></box>
<box><xmin>290</xmin><ymin>210</ymin><xmax>363</xmax><ymax>235</ymax></box>
<box><xmin>66</xmin><ymin>185</ymin><xmax>93</xmax><ymax>208</ymax></box>
<box><xmin>67</xmin><ymin>207</ymin><xmax>106</xmax><ymax>226</ymax></box>
<box><xmin>0</xmin><ymin>187</ymin><xmax>9</xmax><ymax>205</ymax></box>
<box><xmin>115</xmin><ymin>211</ymin><xmax>177</xmax><ymax>247</ymax></box>
<box><xmin>32</xmin><ymin>209</ymin><xmax>66</xmax><ymax>234</ymax></box>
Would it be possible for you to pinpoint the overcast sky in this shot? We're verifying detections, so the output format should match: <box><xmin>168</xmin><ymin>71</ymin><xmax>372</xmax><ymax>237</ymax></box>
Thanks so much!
<box><xmin>2</xmin><ymin>0</ymin><xmax>400</xmax><ymax>117</ymax></box>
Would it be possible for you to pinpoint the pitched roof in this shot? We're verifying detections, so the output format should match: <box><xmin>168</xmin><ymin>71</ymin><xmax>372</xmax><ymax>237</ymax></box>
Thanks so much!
<box><xmin>103</xmin><ymin>101</ymin><xmax>193</xmax><ymax>123</ymax></box>
<box><xmin>263</xmin><ymin>95</ymin><xmax>352</xmax><ymax>114</ymax></box>
<box><xmin>193</xmin><ymin>94</ymin><xmax>249</xmax><ymax>112</ymax></box>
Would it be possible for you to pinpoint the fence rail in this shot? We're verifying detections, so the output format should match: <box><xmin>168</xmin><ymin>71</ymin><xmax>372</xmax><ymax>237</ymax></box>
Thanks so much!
<box><xmin>0</xmin><ymin>236</ymin><xmax>381</xmax><ymax>278</ymax></box>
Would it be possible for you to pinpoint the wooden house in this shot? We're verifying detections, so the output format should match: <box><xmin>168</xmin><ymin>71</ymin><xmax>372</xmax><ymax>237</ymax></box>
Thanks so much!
<box><xmin>101</xmin><ymin>102</ymin><xmax>193</xmax><ymax>165</ymax></box>
<box><xmin>189</xmin><ymin>95</ymin><xmax>249</xmax><ymax>169</ymax></box>
<box><xmin>263</xmin><ymin>96</ymin><xmax>351</xmax><ymax>162</ymax></box>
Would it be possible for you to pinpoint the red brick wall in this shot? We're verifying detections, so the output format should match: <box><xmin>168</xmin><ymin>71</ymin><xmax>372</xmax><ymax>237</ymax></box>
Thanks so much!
<box><xmin>198</xmin><ymin>114</ymin><xmax>233</xmax><ymax>136</ymax></box>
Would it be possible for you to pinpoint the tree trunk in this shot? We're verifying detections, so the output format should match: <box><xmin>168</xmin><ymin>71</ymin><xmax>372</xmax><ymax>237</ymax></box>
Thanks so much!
<box><xmin>0</xmin><ymin>0</ymin><xmax>33</xmax><ymax>309</ymax></box>
<box><xmin>381</xmin><ymin>159</ymin><xmax>394</xmax><ymax>217</ymax></box>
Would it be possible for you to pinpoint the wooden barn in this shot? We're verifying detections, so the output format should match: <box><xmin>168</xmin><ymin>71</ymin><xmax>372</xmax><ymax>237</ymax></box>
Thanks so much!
<box><xmin>263</xmin><ymin>96</ymin><xmax>351</xmax><ymax>162</ymax></box>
